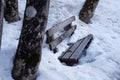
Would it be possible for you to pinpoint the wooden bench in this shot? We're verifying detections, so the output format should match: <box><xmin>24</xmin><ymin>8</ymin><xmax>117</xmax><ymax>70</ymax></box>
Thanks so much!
<box><xmin>46</xmin><ymin>16</ymin><xmax>76</xmax><ymax>53</ymax></box>
<box><xmin>58</xmin><ymin>34</ymin><xmax>93</xmax><ymax>66</ymax></box>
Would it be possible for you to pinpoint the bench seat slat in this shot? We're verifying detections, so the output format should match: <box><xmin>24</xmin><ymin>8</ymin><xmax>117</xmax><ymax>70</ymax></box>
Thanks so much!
<box><xmin>70</xmin><ymin>34</ymin><xmax>93</xmax><ymax>61</ymax></box>
<box><xmin>61</xmin><ymin>38</ymin><xmax>83</xmax><ymax>61</ymax></box>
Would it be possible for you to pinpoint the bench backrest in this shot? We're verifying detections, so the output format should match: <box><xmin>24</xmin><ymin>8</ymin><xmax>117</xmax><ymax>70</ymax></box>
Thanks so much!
<box><xmin>46</xmin><ymin>16</ymin><xmax>76</xmax><ymax>52</ymax></box>
<box><xmin>46</xmin><ymin>16</ymin><xmax>75</xmax><ymax>37</ymax></box>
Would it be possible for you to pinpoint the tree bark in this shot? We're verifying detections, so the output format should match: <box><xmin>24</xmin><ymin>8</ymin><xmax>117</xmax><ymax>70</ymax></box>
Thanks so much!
<box><xmin>79</xmin><ymin>0</ymin><xmax>99</xmax><ymax>24</ymax></box>
<box><xmin>0</xmin><ymin>0</ymin><xmax>4</xmax><ymax>49</ymax></box>
<box><xmin>12</xmin><ymin>0</ymin><xmax>50</xmax><ymax>80</ymax></box>
<box><xmin>4</xmin><ymin>0</ymin><xmax>20</xmax><ymax>23</ymax></box>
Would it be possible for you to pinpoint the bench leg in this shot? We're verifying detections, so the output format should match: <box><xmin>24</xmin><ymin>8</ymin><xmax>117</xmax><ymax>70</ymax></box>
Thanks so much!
<box><xmin>53</xmin><ymin>47</ymin><xmax>58</xmax><ymax>53</ymax></box>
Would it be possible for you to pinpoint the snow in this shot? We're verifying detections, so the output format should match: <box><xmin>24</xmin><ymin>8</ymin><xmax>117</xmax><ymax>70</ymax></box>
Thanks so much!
<box><xmin>0</xmin><ymin>0</ymin><xmax>120</xmax><ymax>80</ymax></box>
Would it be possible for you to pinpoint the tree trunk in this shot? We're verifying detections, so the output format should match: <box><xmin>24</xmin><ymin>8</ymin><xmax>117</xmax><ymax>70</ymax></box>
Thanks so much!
<box><xmin>0</xmin><ymin>0</ymin><xmax>4</xmax><ymax>49</ymax></box>
<box><xmin>4</xmin><ymin>0</ymin><xmax>20</xmax><ymax>23</ymax></box>
<box><xmin>79</xmin><ymin>0</ymin><xmax>99</xmax><ymax>24</ymax></box>
<box><xmin>12</xmin><ymin>0</ymin><xmax>50</xmax><ymax>80</ymax></box>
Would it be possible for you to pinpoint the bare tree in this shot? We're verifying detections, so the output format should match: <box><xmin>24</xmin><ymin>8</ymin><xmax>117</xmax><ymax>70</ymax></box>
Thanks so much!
<box><xmin>0</xmin><ymin>0</ymin><xmax>4</xmax><ymax>49</ymax></box>
<box><xmin>12</xmin><ymin>0</ymin><xmax>50</xmax><ymax>80</ymax></box>
<box><xmin>79</xmin><ymin>0</ymin><xmax>99</xmax><ymax>24</ymax></box>
<box><xmin>4</xmin><ymin>0</ymin><xmax>20</xmax><ymax>23</ymax></box>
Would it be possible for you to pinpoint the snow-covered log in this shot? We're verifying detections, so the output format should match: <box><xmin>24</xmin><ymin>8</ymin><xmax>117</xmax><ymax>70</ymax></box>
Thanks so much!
<box><xmin>0</xmin><ymin>0</ymin><xmax>4</xmax><ymax>49</ymax></box>
<box><xmin>4</xmin><ymin>0</ymin><xmax>20</xmax><ymax>23</ymax></box>
<box><xmin>12</xmin><ymin>0</ymin><xmax>50</xmax><ymax>80</ymax></box>
<box><xmin>79</xmin><ymin>0</ymin><xmax>99</xmax><ymax>24</ymax></box>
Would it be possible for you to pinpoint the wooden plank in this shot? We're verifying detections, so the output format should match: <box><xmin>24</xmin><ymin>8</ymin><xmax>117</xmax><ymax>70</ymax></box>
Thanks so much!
<box><xmin>0</xmin><ymin>0</ymin><xmax>4</xmax><ymax>49</ymax></box>
<box><xmin>47</xmin><ymin>16</ymin><xmax>75</xmax><ymax>37</ymax></box>
<box><xmin>58</xmin><ymin>42</ymin><xmax>75</xmax><ymax>60</ymax></box>
<box><xmin>61</xmin><ymin>38</ymin><xmax>84</xmax><ymax>61</ymax></box>
<box><xmin>58</xmin><ymin>52</ymin><xmax>66</xmax><ymax>60</ymax></box>
<box><xmin>70</xmin><ymin>34</ymin><xmax>93</xmax><ymax>61</ymax></box>
<box><xmin>49</xmin><ymin>25</ymin><xmax>76</xmax><ymax>50</ymax></box>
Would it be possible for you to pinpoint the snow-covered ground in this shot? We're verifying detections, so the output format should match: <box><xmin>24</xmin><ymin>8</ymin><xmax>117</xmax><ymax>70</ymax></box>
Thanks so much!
<box><xmin>0</xmin><ymin>0</ymin><xmax>120</xmax><ymax>80</ymax></box>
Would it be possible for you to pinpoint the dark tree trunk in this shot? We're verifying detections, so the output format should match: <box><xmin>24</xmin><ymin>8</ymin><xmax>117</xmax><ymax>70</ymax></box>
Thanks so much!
<box><xmin>4</xmin><ymin>0</ymin><xmax>20</xmax><ymax>23</ymax></box>
<box><xmin>12</xmin><ymin>0</ymin><xmax>50</xmax><ymax>80</ymax></box>
<box><xmin>79</xmin><ymin>0</ymin><xmax>99</xmax><ymax>24</ymax></box>
<box><xmin>0</xmin><ymin>0</ymin><xmax>4</xmax><ymax>49</ymax></box>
